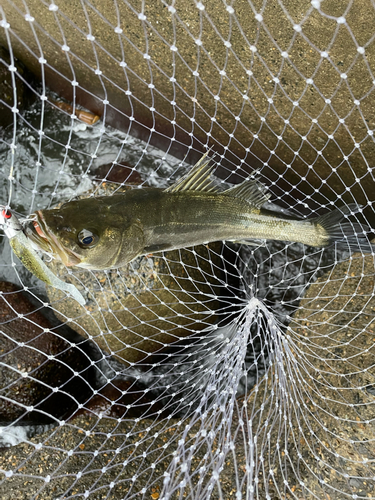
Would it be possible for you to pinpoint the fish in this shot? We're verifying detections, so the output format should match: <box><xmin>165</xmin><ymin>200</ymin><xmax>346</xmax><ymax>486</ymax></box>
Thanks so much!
<box><xmin>24</xmin><ymin>154</ymin><xmax>373</xmax><ymax>271</ymax></box>
<box><xmin>0</xmin><ymin>207</ymin><xmax>86</xmax><ymax>306</ymax></box>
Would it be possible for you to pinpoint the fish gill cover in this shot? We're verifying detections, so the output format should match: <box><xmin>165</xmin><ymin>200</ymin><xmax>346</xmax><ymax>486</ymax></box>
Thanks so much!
<box><xmin>0</xmin><ymin>1</ymin><xmax>374</xmax><ymax>499</ymax></box>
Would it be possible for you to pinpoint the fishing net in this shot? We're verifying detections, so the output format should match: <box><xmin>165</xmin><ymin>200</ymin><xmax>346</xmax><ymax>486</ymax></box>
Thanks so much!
<box><xmin>0</xmin><ymin>0</ymin><xmax>375</xmax><ymax>499</ymax></box>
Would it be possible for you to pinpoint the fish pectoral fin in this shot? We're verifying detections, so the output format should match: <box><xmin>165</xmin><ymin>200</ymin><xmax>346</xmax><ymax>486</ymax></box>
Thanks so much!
<box><xmin>224</xmin><ymin>178</ymin><xmax>271</xmax><ymax>209</ymax></box>
<box><xmin>143</xmin><ymin>243</ymin><xmax>173</xmax><ymax>253</ymax></box>
<box><xmin>164</xmin><ymin>152</ymin><xmax>221</xmax><ymax>194</ymax></box>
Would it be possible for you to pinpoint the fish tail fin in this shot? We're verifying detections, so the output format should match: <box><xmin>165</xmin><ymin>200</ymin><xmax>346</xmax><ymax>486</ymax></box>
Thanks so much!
<box><xmin>316</xmin><ymin>203</ymin><xmax>374</xmax><ymax>253</ymax></box>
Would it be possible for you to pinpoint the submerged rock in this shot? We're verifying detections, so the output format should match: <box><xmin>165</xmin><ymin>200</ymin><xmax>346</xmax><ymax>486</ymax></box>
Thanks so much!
<box><xmin>94</xmin><ymin>160</ymin><xmax>142</xmax><ymax>185</ymax></box>
<box><xmin>0</xmin><ymin>282</ymin><xmax>93</xmax><ymax>423</ymax></box>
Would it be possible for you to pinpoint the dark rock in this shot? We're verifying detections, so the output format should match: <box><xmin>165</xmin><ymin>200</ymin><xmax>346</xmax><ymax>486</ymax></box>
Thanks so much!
<box><xmin>0</xmin><ymin>47</ymin><xmax>34</xmax><ymax>129</ymax></box>
<box><xmin>95</xmin><ymin>161</ymin><xmax>143</xmax><ymax>185</ymax></box>
<box><xmin>0</xmin><ymin>282</ymin><xmax>93</xmax><ymax>423</ymax></box>
<box><xmin>71</xmin><ymin>378</ymin><xmax>160</xmax><ymax>420</ymax></box>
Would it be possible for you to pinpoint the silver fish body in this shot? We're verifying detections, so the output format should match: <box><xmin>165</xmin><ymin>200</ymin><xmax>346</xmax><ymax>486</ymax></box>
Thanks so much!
<box><xmin>26</xmin><ymin>155</ymin><xmax>373</xmax><ymax>270</ymax></box>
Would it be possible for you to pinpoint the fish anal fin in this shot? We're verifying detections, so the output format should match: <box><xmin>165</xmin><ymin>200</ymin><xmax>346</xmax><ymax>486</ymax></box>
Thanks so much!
<box><xmin>165</xmin><ymin>152</ymin><xmax>221</xmax><ymax>194</ymax></box>
<box><xmin>227</xmin><ymin>238</ymin><xmax>267</xmax><ymax>247</ymax></box>
<box><xmin>224</xmin><ymin>179</ymin><xmax>271</xmax><ymax>209</ymax></box>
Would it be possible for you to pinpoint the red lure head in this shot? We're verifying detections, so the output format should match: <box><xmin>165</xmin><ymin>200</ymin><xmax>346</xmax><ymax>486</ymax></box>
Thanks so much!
<box><xmin>1</xmin><ymin>209</ymin><xmax>12</xmax><ymax>220</ymax></box>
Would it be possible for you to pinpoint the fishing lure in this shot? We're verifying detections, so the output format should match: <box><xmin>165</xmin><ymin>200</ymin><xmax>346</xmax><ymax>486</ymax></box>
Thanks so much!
<box><xmin>0</xmin><ymin>207</ymin><xmax>85</xmax><ymax>306</ymax></box>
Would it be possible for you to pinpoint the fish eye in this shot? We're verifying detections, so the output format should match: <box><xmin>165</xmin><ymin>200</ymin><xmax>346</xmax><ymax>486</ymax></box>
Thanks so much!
<box><xmin>77</xmin><ymin>229</ymin><xmax>99</xmax><ymax>248</ymax></box>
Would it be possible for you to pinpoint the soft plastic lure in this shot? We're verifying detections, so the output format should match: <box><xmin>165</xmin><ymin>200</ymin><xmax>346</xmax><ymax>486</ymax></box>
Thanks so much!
<box><xmin>0</xmin><ymin>207</ymin><xmax>85</xmax><ymax>306</ymax></box>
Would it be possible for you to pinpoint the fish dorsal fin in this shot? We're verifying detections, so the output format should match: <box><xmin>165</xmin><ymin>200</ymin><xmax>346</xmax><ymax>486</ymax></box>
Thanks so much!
<box><xmin>224</xmin><ymin>178</ymin><xmax>271</xmax><ymax>209</ymax></box>
<box><xmin>165</xmin><ymin>153</ymin><xmax>221</xmax><ymax>193</ymax></box>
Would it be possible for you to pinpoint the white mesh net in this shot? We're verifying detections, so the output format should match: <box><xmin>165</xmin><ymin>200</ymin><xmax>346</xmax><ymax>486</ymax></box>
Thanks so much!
<box><xmin>0</xmin><ymin>0</ymin><xmax>375</xmax><ymax>499</ymax></box>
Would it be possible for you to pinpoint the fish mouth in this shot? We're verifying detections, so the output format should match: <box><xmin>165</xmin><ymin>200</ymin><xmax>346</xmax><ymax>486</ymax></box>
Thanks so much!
<box><xmin>27</xmin><ymin>211</ymin><xmax>82</xmax><ymax>267</ymax></box>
